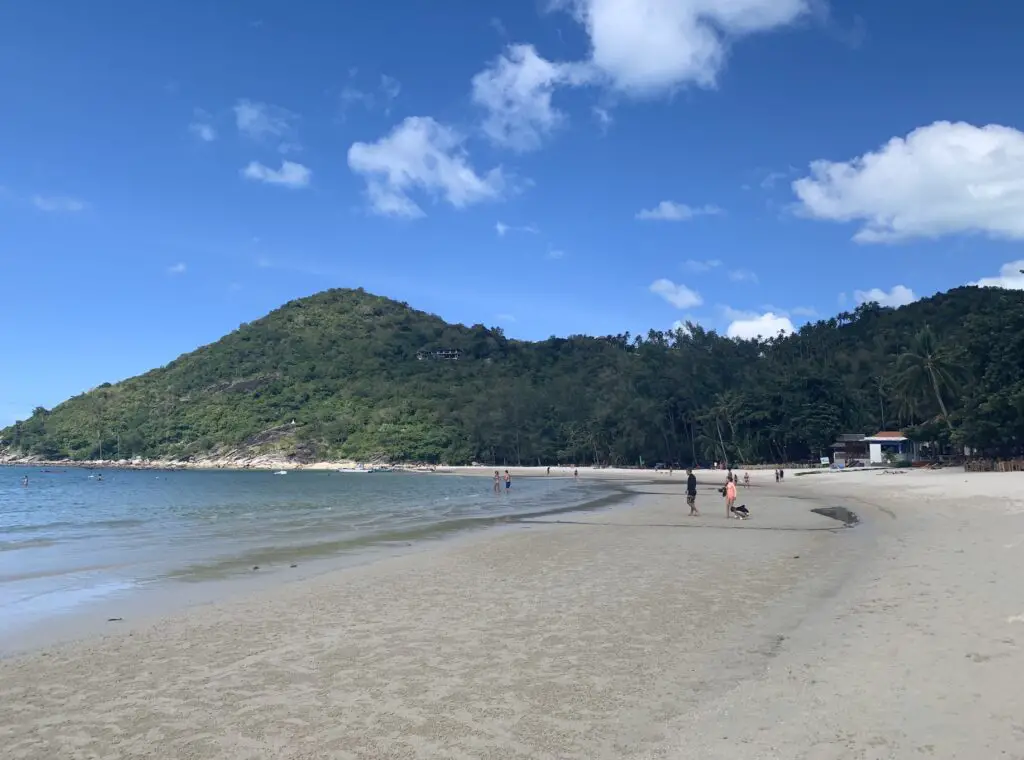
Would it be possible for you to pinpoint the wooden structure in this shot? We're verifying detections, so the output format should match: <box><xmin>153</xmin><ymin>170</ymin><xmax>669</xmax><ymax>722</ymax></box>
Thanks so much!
<box><xmin>416</xmin><ymin>348</ymin><xmax>463</xmax><ymax>361</ymax></box>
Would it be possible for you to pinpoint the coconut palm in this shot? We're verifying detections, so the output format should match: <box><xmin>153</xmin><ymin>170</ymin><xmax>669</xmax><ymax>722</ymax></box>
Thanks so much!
<box><xmin>895</xmin><ymin>325</ymin><xmax>963</xmax><ymax>432</ymax></box>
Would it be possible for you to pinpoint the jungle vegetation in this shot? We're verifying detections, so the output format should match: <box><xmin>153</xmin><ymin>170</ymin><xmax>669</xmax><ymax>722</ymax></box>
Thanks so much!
<box><xmin>3</xmin><ymin>286</ymin><xmax>1023</xmax><ymax>465</ymax></box>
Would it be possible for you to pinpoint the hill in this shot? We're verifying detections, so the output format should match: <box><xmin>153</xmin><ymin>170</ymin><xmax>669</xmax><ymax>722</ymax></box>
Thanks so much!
<box><xmin>4</xmin><ymin>286</ymin><xmax>1024</xmax><ymax>465</ymax></box>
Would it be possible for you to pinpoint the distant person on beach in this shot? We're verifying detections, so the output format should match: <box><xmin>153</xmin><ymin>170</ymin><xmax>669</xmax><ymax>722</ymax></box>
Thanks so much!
<box><xmin>546</xmin><ymin>466</ymin><xmax>550</xmax><ymax>476</ymax></box>
<box><xmin>493</xmin><ymin>470</ymin><xmax>501</xmax><ymax>493</ymax></box>
<box><xmin>504</xmin><ymin>470</ymin><xmax>511</xmax><ymax>491</ymax></box>
<box><xmin>779</xmin><ymin>469</ymin><xmax>785</xmax><ymax>482</ymax></box>
<box><xmin>686</xmin><ymin>468</ymin><xmax>699</xmax><ymax>516</ymax></box>
<box><xmin>775</xmin><ymin>469</ymin><xmax>780</xmax><ymax>483</ymax></box>
<box><xmin>743</xmin><ymin>472</ymin><xmax>750</xmax><ymax>487</ymax></box>
<box><xmin>574</xmin><ymin>468</ymin><xmax>578</xmax><ymax>481</ymax></box>
<box><xmin>725</xmin><ymin>475</ymin><xmax>737</xmax><ymax>518</ymax></box>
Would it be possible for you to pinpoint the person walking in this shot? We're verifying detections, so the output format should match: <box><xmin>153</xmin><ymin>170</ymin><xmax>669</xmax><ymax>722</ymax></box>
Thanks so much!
<box><xmin>725</xmin><ymin>474</ymin><xmax>738</xmax><ymax>518</ymax></box>
<box><xmin>686</xmin><ymin>468</ymin><xmax>699</xmax><ymax>516</ymax></box>
<box><xmin>504</xmin><ymin>469</ymin><xmax>512</xmax><ymax>492</ymax></box>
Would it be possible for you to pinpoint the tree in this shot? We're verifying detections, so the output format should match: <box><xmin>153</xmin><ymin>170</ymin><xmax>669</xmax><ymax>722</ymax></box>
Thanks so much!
<box><xmin>895</xmin><ymin>325</ymin><xmax>963</xmax><ymax>433</ymax></box>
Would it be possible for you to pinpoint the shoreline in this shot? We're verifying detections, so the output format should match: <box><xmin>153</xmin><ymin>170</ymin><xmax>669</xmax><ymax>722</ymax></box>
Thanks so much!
<box><xmin>1</xmin><ymin>454</ymin><xmax>816</xmax><ymax>476</ymax></box>
<box><xmin>0</xmin><ymin>478</ymin><xmax>638</xmax><ymax>657</ymax></box>
<box><xmin>1</xmin><ymin>476</ymin><xmax>857</xmax><ymax>759</ymax></box>
<box><xmin>5</xmin><ymin>469</ymin><xmax>1023</xmax><ymax>757</ymax></box>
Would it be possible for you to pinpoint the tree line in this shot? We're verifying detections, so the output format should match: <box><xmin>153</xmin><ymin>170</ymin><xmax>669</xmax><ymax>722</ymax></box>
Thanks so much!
<box><xmin>3</xmin><ymin>286</ymin><xmax>1023</xmax><ymax>465</ymax></box>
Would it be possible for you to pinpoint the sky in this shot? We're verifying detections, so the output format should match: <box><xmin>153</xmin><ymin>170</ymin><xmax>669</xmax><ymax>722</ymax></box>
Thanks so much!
<box><xmin>2</xmin><ymin>0</ymin><xmax>1024</xmax><ymax>426</ymax></box>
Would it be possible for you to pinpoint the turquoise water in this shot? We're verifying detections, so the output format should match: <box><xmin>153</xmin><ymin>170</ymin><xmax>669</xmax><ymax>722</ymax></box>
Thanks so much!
<box><xmin>0</xmin><ymin>467</ymin><xmax>607</xmax><ymax>642</ymax></box>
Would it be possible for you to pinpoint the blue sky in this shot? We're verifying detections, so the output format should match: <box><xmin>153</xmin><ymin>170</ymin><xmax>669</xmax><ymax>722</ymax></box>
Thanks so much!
<box><xmin>3</xmin><ymin>0</ymin><xmax>1024</xmax><ymax>425</ymax></box>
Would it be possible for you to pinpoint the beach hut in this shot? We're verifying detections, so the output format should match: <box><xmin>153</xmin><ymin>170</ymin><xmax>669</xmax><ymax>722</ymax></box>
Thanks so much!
<box><xmin>864</xmin><ymin>431</ymin><xmax>917</xmax><ymax>464</ymax></box>
<box><xmin>829</xmin><ymin>433</ymin><xmax>869</xmax><ymax>466</ymax></box>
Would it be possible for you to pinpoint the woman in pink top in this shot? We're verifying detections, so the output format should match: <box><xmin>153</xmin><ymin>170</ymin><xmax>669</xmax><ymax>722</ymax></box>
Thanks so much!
<box><xmin>725</xmin><ymin>475</ymin><xmax>737</xmax><ymax>518</ymax></box>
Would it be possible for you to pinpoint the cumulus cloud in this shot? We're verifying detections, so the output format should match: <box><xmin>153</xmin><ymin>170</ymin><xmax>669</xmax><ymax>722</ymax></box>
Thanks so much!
<box><xmin>973</xmin><ymin>260</ymin><xmax>1024</xmax><ymax>290</ymax></box>
<box><xmin>472</xmin><ymin>44</ymin><xmax>592</xmax><ymax>151</ymax></box>
<box><xmin>469</xmin><ymin>2</ymin><xmax>807</xmax><ymax>151</ymax></box>
<box><xmin>650</xmin><ymin>278</ymin><xmax>702</xmax><ymax>308</ymax></box>
<box><xmin>792</xmin><ymin>121</ymin><xmax>1024</xmax><ymax>243</ymax></box>
<box><xmin>852</xmin><ymin>285</ymin><xmax>917</xmax><ymax>308</ymax></box>
<box><xmin>726</xmin><ymin>311</ymin><xmax>795</xmax><ymax>340</ymax></box>
<box><xmin>167</xmin><ymin>262</ymin><xmax>187</xmax><ymax>275</ymax></box>
<box><xmin>347</xmin><ymin>117</ymin><xmax>504</xmax><ymax>218</ymax></box>
<box><xmin>557</xmin><ymin>0</ymin><xmax>810</xmax><ymax>93</ymax></box>
<box><xmin>636</xmin><ymin>201</ymin><xmax>722</xmax><ymax>221</ymax></box>
<box><xmin>241</xmin><ymin>160</ymin><xmax>312</xmax><ymax>188</ymax></box>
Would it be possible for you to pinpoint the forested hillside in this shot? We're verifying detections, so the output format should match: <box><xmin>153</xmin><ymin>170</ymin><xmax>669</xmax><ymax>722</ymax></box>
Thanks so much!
<box><xmin>4</xmin><ymin>286</ymin><xmax>1023</xmax><ymax>465</ymax></box>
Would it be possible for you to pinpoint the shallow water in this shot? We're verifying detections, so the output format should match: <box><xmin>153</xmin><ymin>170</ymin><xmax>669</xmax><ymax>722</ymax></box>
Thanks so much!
<box><xmin>0</xmin><ymin>467</ymin><xmax>605</xmax><ymax>638</ymax></box>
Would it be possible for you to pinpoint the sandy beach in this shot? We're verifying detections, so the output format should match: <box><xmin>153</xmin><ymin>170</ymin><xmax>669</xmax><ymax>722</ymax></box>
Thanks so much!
<box><xmin>2</xmin><ymin>468</ymin><xmax>1023</xmax><ymax>758</ymax></box>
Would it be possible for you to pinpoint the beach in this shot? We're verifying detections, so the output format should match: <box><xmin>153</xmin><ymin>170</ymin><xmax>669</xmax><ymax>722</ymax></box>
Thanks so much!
<box><xmin>2</xmin><ymin>468</ymin><xmax>1023</xmax><ymax>758</ymax></box>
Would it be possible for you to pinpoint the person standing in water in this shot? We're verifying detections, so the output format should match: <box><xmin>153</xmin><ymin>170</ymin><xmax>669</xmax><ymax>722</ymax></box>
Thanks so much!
<box><xmin>21</xmin><ymin>475</ymin><xmax>29</xmax><ymax>487</ymax></box>
<box><xmin>574</xmin><ymin>468</ymin><xmax>578</xmax><ymax>481</ymax></box>
<box><xmin>686</xmin><ymin>468</ymin><xmax>699</xmax><ymax>516</ymax></box>
<box><xmin>725</xmin><ymin>474</ymin><xmax>737</xmax><ymax>518</ymax></box>
<box><xmin>504</xmin><ymin>469</ymin><xmax>512</xmax><ymax>492</ymax></box>
<box><xmin>493</xmin><ymin>470</ymin><xmax>501</xmax><ymax>493</ymax></box>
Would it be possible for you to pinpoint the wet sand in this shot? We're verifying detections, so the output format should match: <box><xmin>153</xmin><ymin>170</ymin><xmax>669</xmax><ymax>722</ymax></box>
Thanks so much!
<box><xmin>2</xmin><ymin>469</ymin><xmax>1021</xmax><ymax>758</ymax></box>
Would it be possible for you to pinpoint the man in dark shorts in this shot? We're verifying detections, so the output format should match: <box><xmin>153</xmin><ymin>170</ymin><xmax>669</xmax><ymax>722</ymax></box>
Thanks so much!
<box><xmin>686</xmin><ymin>468</ymin><xmax>699</xmax><ymax>516</ymax></box>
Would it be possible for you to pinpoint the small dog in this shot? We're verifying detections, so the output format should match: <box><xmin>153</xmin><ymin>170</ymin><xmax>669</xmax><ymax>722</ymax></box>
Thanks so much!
<box><xmin>730</xmin><ymin>504</ymin><xmax>750</xmax><ymax>520</ymax></box>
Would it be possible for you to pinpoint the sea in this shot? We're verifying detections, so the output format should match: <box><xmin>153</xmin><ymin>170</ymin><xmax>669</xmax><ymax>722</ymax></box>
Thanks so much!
<box><xmin>0</xmin><ymin>466</ymin><xmax>613</xmax><ymax>652</ymax></box>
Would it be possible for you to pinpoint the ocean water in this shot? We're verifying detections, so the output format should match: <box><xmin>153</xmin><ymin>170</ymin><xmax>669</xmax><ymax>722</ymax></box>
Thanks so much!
<box><xmin>0</xmin><ymin>466</ymin><xmax>609</xmax><ymax>646</ymax></box>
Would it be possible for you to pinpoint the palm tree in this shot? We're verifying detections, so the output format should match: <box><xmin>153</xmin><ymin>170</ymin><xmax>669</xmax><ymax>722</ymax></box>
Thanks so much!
<box><xmin>895</xmin><ymin>325</ymin><xmax>963</xmax><ymax>432</ymax></box>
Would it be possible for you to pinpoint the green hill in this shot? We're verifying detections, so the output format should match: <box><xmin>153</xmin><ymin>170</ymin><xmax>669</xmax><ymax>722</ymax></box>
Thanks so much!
<box><xmin>4</xmin><ymin>286</ymin><xmax>1023</xmax><ymax>465</ymax></box>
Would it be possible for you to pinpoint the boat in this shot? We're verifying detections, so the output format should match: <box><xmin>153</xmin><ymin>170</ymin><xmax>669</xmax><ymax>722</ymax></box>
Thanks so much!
<box><xmin>273</xmin><ymin>470</ymin><xmax>288</xmax><ymax>476</ymax></box>
<box><xmin>337</xmin><ymin>466</ymin><xmax>372</xmax><ymax>474</ymax></box>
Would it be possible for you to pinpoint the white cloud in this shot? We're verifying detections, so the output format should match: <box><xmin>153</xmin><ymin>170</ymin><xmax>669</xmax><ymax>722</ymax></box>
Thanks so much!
<box><xmin>792</xmin><ymin>121</ymin><xmax>1024</xmax><ymax>243</ymax></box>
<box><xmin>167</xmin><ymin>262</ymin><xmax>187</xmax><ymax>275</ymax></box>
<box><xmin>189</xmin><ymin>122</ymin><xmax>216</xmax><ymax>142</ymax></box>
<box><xmin>379</xmin><ymin>74</ymin><xmax>401</xmax><ymax>103</ymax></box>
<box><xmin>495</xmin><ymin>220</ymin><xmax>539</xmax><ymax>236</ymax></box>
<box><xmin>650</xmin><ymin>278</ymin><xmax>702</xmax><ymax>308</ymax></box>
<box><xmin>347</xmin><ymin>117</ymin><xmax>504</xmax><ymax>218</ymax></box>
<box><xmin>241</xmin><ymin>160</ymin><xmax>312</xmax><ymax>189</ymax></box>
<box><xmin>636</xmin><ymin>201</ymin><xmax>722</xmax><ymax>221</ymax></box>
<box><xmin>234</xmin><ymin>99</ymin><xmax>297</xmax><ymax>141</ymax></box>
<box><xmin>188</xmin><ymin>109</ymin><xmax>216</xmax><ymax>142</ymax></box>
<box><xmin>728</xmin><ymin>268</ymin><xmax>758</xmax><ymax>283</ymax></box>
<box><xmin>973</xmin><ymin>260</ymin><xmax>1024</xmax><ymax>290</ymax></box>
<box><xmin>340</xmin><ymin>74</ymin><xmax>402</xmax><ymax>115</ymax></box>
<box><xmin>557</xmin><ymin>0</ymin><xmax>810</xmax><ymax>94</ymax></box>
<box><xmin>32</xmin><ymin>195</ymin><xmax>87</xmax><ymax>212</ymax></box>
<box><xmin>471</xmin><ymin>44</ymin><xmax>591</xmax><ymax>151</ymax></box>
<box><xmin>671</xmin><ymin>319</ymin><xmax>693</xmax><ymax>335</ymax></box>
<box><xmin>852</xmin><ymin>285</ymin><xmax>917</xmax><ymax>308</ymax></box>
<box><xmin>726</xmin><ymin>311</ymin><xmax>795</xmax><ymax>340</ymax></box>
<box><xmin>592</xmin><ymin>105</ymin><xmax>613</xmax><ymax>130</ymax></box>
<box><xmin>683</xmin><ymin>258</ymin><xmax>722</xmax><ymax>272</ymax></box>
